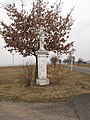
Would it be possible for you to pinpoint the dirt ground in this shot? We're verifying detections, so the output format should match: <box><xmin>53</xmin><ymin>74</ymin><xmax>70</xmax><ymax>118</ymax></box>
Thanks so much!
<box><xmin>0</xmin><ymin>94</ymin><xmax>90</xmax><ymax>120</ymax></box>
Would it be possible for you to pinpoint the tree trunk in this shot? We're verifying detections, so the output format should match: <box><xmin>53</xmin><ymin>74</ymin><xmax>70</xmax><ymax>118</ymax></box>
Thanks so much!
<box><xmin>35</xmin><ymin>54</ymin><xmax>38</xmax><ymax>82</ymax></box>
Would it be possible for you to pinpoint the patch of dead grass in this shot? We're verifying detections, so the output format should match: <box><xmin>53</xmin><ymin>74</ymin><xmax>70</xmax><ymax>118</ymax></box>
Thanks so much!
<box><xmin>0</xmin><ymin>65</ymin><xmax>90</xmax><ymax>102</ymax></box>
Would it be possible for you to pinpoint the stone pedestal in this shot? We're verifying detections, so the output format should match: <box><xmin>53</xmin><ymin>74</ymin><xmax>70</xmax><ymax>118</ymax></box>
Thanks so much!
<box><xmin>36</xmin><ymin>49</ymin><xmax>49</xmax><ymax>85</ymax></box>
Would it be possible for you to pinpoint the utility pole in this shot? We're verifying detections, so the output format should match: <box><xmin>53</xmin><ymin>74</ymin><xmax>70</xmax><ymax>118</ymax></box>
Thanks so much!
<box><xmin>71</xmin><ymin>55</ymin><xmax>73</xmax><ymax>71</ymax></box>
<box><xmin>12</xmin><ymin>53</ymin><xmax>14</xmax><ymax>66</ymax></box>
<box><xmin>69</xmin><ymin>52</ymin><xmax>73</xmax><ymax>71</ymax></box>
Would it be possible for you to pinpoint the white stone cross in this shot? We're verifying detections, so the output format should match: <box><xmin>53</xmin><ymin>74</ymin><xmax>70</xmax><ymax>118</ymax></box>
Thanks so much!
<box><xmin>39</xmin><ymin>25</ymin><xmax>45</xmax><ymax>50</ymax></box>
<box><xmin>36</xmin><ymin>25</ymin><xmax>49</xmax><ymax>85</ymax></box>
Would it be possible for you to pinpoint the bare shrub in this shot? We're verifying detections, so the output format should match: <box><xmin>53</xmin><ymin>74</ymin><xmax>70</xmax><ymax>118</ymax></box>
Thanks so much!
<box><xmin>47</xmin><ymin>64</ymin><xmax>70</xmax><ymax>85</ymax></box>
<box><xmin>50</xmin><ymin>56</ymin><xmax>58</xmax><ymax>66</ymax></box>
<box><xmin>20</xmin><ymin>62</ymin><xmax>35</xmax><ymax>88</ymax></box>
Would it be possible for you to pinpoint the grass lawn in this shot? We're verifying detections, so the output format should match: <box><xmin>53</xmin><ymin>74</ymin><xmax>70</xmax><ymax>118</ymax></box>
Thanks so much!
<box><xmin>0</xmin><ymin>65</ymin><xmax>90</xmax><ymax>102</ymax></box>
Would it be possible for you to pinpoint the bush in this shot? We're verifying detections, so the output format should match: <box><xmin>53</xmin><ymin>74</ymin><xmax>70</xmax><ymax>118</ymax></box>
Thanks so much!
<box><xmin>47</xmin><ymin>64</ymin><xmax>70</xmax><ymax>85</ymax></box>
<box><xmin>19</xmin><ymin>62</ymin><xmax>35</xmax><ymax>88</ymax></box>
<box><xmin>50</xmin><ymin>56</ymin><xmax>58</xmax><ymax>66</ymax></box>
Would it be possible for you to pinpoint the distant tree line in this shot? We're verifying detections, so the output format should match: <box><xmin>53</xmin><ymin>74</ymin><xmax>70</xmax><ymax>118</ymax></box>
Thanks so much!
<box><xmin>63</xmin><ymin>55</ymin><xmax>75</xmax><ymax>64</ymax></box>
<box><xmin>63</xmin><ymin>57</ymin><xmax>87</xmax><ymax>65</ymax></box>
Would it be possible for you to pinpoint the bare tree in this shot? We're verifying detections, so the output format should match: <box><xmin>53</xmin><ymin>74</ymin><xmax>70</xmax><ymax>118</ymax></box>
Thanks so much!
<box><xmin>0</xmin><ymin>0</ymin><xmax>74</xmax><ymax>81</ymax></box>
<box><xmin>77</xmin><ymin>58</ymin><xmax>84</xmax><ymax>66</ymax></box>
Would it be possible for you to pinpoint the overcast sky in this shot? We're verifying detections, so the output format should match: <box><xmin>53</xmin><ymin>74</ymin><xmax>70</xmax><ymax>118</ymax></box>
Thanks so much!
<box><xmin>0</xmin><ymin>0</ymin><xmax>90</xmax><ymax>66</ymax></box>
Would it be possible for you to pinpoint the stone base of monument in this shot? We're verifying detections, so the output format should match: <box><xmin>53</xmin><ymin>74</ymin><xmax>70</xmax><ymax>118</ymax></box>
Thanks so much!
<box><xmin>36</xmin><ymin>78</ymin><xmax>49</xmax><ymax>85</ymax></box>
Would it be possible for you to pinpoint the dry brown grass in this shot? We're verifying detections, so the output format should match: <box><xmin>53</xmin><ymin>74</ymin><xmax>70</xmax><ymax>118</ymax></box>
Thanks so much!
<box><xmin>0</xmin><ymin>65</ymin><xmax>90</xmax><ymax>102</ymax></box>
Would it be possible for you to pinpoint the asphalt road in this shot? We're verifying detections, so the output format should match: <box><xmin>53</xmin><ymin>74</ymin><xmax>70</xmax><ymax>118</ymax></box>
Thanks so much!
<box><xmin>65</xmin><ymin>65</ymin><xmax>90</xmax><ymax>74</ymax></box>
<box><xmin>0</xmin><ymin>94</ymin><xmax>90</xmax><ymax>120</ymax></box>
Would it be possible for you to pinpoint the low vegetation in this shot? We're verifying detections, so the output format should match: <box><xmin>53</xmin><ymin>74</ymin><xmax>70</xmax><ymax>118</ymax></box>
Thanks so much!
<box><xmin>0</xmin><ymin>65</ymin><xmax>90</xmax><ymax>102</ymax></box>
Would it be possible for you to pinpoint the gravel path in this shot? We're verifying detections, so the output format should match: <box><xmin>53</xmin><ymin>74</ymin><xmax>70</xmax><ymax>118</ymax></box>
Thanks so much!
<box><xmin>0</xmin><ymin>94</ymin><xmax>90</xmax><ymax>120</ymax></box>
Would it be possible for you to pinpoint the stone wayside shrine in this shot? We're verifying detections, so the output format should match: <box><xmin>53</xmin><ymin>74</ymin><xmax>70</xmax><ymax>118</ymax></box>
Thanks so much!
<box><xmin>36</xmin><ymin>25</ymin><xmax>49</xmax><ymax>85</ymax></box>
